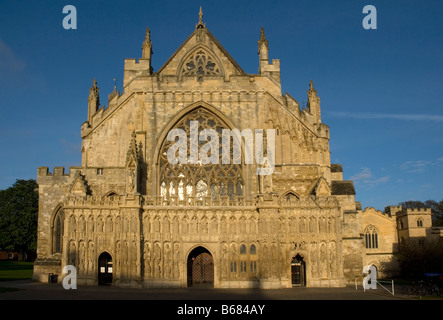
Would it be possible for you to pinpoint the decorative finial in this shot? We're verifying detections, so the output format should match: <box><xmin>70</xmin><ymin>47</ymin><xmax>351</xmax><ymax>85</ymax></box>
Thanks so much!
<box><xmin>258</xmin><ymin>26</ymin><xmax>269</xmax><ymax>51</ymax></box>
<box><xmin>145</xmin><ymin>27</ymin><xmax>151</xmax><ymax>42</ymax></box>
<box><xmin>196</xmin><ymin>6</ymin><xmax>205</xmax><ymax>28</ymax></box>
<box><xmin>113</xmin><ymin>78</ymin><xmax>117</xmax><ymax>91</ymax></box>
<box><xmin>88</xmin><ymin>78</ymin><xmax>100</xmax><ymax>116</ymax></box>
<box><xmin>142</xmin><ymin>27</ymin><xmax>153</xmax><ymax>59</ymax></box>
<box><xmin>260</xmin><ymin>27</ymin><xmax>266</xmax><ymax>41</ymax></box>
<box><xmin>308</xmin><ymin>80</ymin><xmax>317</xmax><ymax>95</ymax></box>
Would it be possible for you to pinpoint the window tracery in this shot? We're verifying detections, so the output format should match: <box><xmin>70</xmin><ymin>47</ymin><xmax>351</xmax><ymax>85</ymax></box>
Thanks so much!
<box><xmin>159</xmin><ymin>108</ymin><xmax>243</xmax><ymax>203</ymax></box>
<box><xmin>181</xmin><ymin>49</ymin><xmax>221</xmax><ymax>80</ymax></box>
<box><xmin>365</xmin><ymin>225</ymin><xmax>378</xmax><ymax>249</ymax></box>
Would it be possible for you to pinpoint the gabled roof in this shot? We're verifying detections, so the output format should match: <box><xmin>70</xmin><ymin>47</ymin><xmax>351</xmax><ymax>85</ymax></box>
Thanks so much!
<box><xmin>331</xmin><ymin>181</ymin><xmax>356</xmax><ymax>195</ymax></box>
<box><xmin>155</xmin><ymin>26</ymin><xmax>246</xmax><ymax>76</ymax></box>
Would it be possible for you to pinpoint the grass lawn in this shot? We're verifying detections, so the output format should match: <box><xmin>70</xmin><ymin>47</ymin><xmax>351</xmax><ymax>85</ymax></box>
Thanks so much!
<box><xmin>0</xmin><ymin>260</ymin><xmax>34</xmax><ymax>281</ymax></box>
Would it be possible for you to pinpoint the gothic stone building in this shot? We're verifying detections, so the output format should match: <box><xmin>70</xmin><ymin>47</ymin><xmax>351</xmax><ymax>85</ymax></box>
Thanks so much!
<box><xmin>33</xmin><ymin>12</ymin><xmax>366</xmax><ymax>288</ymax></box>
<box><xmin>361</xmin><ymin>205</ymin><xmax>443</xmax><ymax>279</ymax></box>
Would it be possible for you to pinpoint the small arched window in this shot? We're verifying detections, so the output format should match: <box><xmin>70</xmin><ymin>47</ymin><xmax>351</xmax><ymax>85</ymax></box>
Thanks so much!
<box><xmin>239</xmin><ymin>244</ymin><xmax>246</xmax><ymax>255</ymax></box>
<box><xmin>417</xmin><ymin>218</ymin><xmax>423</xmax><ymax>227</ymax></box>
<box><xmin>250</xmin><ymin>244</ymin><xmax>256</xmax><ymax>255</ymax></box>
<box><xmin>365</xmin><ymin>225</ymin><xmax>379</xmax><ymax>249</ymax></box>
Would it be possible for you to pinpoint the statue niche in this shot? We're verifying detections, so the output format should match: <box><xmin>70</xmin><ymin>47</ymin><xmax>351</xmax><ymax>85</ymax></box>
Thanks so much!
<box><xmin>126</xmin><ymin>131</ymin><xmax>140</xmax><ymax>194</ymax></box>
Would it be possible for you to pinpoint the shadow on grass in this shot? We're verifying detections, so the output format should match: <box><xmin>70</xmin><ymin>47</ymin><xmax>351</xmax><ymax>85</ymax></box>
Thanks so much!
<box><xmin>0</xmin><ymin>261</ymin><xmax>33</xmax><ymax>282</ymax></box>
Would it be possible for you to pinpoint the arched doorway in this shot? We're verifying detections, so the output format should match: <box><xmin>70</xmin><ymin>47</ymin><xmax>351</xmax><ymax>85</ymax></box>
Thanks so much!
<box><xmin>291</xmin><ymin>254</ymin><xmax>306</xmax><ymax>287</ymax></box>
<box><xmin>187</xmin><ymin>247</ymin><xmax>214</xmax><ymax>287</ymax></box>
<box><xmin>98</xmin><ymin>252</ymin><xmax>113</xmax><ymax>285</ymax></box>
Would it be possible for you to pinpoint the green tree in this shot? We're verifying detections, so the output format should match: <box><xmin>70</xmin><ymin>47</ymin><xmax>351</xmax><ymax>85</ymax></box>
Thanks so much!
<box><xmin>430</xmin><ymin>200</ymin><xmax>443</xmax><ymax>227</ymax></box>
<box><xmin>0</xmin><ymin>179</ymin><xmax>38</xmax><ymax>260</ymax></box>
<box><xmin>395</xmin><ymin>238</ymin><xmax>443</xmax><ymax>279</ymax></box>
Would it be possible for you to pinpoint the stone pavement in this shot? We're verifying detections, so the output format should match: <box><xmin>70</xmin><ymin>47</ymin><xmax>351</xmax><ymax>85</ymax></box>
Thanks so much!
<box><xmin>2</xmin><ymin>280</ymin><xmax>423</xmax><ymax>319</ymax></box>
<box><xmin>0</xmin><ymin>279</ymin><xmax>406</xmax><ymax>300</ymax></box>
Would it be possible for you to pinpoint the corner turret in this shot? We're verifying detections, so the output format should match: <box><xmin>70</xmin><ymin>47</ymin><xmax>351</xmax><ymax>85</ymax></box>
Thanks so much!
<box><xmin>257</xmin><ymin>27</ymin><xmax>280</xmax><ymax>85</ymax></box>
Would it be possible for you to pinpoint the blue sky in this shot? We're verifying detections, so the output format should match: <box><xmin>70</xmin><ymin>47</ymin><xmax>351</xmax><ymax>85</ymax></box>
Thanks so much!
<box><xmin>0</xmin><ymin>0</ymin><xmax>442</xmax><ymax>210</ymax></box>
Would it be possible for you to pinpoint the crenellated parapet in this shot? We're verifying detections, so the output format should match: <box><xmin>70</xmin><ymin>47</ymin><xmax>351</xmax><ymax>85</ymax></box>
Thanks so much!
<box><xmin>384</xmin><ymin>205</ymin><xmax>403</xmax><ymax>217</ymax></box>
<box><xmin>405</xmin><ymin>207</ymin><xmax>432</xmax><ymax>214</ymax></box>
<box><xmin>37</xmin><ymin>166</ymin><xmax>74</xmax><ymax>185</ymax></box>
<box><xmin>123</xmin><ymin>58</ymin><xmax>152</xmax><ymax>87</ymax></box>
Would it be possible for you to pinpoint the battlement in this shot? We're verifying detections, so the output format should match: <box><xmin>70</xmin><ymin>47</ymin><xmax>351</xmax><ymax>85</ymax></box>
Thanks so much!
<box><xmin>37</xmin><ymin>167</ymin><xmax>69</xmax><ymax>177</ymax></box>
<box><xmin>124</xmin><ymin>58</ymin><xmax>151</xmax><ymax>70</ymax></box>
<box><xmin>363</xmin><ymin>207</ymin><xmax>384</xmax><ymax>215</ymax></box>
<box><xmin>405</xmin><ymin>207</ymin><xmax>432</xmax><ymax>214</ymax></box>
<box><xmin>60</xmin><ymin>194</ymin><xmax>341</xmax><ymax>209</ymax></box>
<box><xmin>384</xmin><ymin>205</ymin><xmax>402</xmax><ymax>216</ymax></box>
<box><xmin>276</xmin><ymin>195</ymin><xmax>340</xmax><ymax>208</ymax></box>
<box><xmin>65</xmin><ymin>194</ymin><xmax>122</xmax><ymax>207</ymax></box>
<box><xmin>123</xmin><ymin>58</ymin><xmax>151</xmax><ymax>87</ymax></box>
<box><xmin>37</xmin><ymin>167</ymin><xmax>81</xmax><ymax>184</ymax></box>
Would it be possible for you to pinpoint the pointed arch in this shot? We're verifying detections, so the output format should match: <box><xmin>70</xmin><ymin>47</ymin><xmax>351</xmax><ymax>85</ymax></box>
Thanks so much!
<box><xmin>364</xmin><ymin>225</ymin><xmax>379</xmax><ymax>249</ymax></box>
<box><xmin>154</xmin><ymin>102</ymin><xmax>245</xmax><ymax>202</ymax></box>
<box><xmin>154</xmin><ymin>101</ymin><xmax>238</xmax><ymax>165</ymax></box>
<box><xmin>103</xmin><ymin>190</ymin><xmax>119</xmax><ymax>199</ymax></box>
<box><xmin>186</xmin><ymin>245</ymin><xmax>214</xmax><ymax>287</ymax></box>
<box><xmin>50</xmin><ymin>204</ymin><xmax>64</xmax><ymax>254</ymax></box>
<box><xmin>279</xmin><ymin>190</ymin><xmax>300</xmax><ymax>204</ymax></box>
<box><xmin>177</xmin><ymin>45</ymin><xmax>225</xmax><ymax>80</ymax></box>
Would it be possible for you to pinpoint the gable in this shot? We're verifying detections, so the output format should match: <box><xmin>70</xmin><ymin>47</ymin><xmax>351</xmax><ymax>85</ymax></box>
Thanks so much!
<box><xmin>362</xmin><ymin>207</ymin><xmax>395</xmax><ymax>223</ymax></box>
<box><xmin>309</xmin><ymin>176</ymin><xmax>331</xmax><ymax>196</ymax></box>
<box><xmin>70</xmin><ymin>172</ymin><xmax>89</xmax><ymax>195</ymax></box>
<box><xmin>156</xmin><ymin>27</ymin><xmax>245</xmax><ymax>78</ymax></box>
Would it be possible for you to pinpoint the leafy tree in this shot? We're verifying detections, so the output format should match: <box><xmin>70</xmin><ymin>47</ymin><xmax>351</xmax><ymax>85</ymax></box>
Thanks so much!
<box><xmin>0</xmin><ymin>179</ymin><xmax>38</xmax><ymax>260</ymax></box>
<box><xmin>395</xmin><ymin>238</ymin><xmax>443</xmax><ymax>280</ymax></box>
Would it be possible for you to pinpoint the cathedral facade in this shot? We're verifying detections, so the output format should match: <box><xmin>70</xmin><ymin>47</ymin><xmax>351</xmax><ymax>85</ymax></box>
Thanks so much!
<box><xmin>33</xmin><ymin>11</ymin><xmax>367</xmax><ymax>288</ymax></box>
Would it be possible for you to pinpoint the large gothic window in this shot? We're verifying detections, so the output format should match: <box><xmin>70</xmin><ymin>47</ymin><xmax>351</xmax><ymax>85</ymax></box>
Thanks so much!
<box><xmin>159</xmin><ymin>107</ymin><xmax>243</xmax><ymax>203</ymax></box>
<box><xmin>365</xmin><ymin>225</ymin><xmax>378</xmax><ymax>249</ymax></box>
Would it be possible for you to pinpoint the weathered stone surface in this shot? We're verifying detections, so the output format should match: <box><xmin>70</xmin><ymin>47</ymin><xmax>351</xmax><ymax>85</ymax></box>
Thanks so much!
<box><xmin>36</xmin><ymin>12</ymin><xmax>441</xmax><ymax>288</ymax></box>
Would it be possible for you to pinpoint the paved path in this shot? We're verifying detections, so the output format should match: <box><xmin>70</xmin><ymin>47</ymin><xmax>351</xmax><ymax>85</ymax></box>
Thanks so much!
<box><xmin>0</xmin><ymin>279</ymin><xmax>406</xmax><ymax>300</ymax></box>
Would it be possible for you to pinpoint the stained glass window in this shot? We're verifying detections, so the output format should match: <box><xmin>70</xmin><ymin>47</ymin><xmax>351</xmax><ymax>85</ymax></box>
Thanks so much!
<box><xmin>159</xmin><ymin>107</ymin><xmax>243</xmax><ymax>203</ymax></box>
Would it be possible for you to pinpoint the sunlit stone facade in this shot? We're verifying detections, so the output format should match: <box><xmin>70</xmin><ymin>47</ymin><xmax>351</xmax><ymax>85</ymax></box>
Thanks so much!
<box><xmin>34</xmin><ymin>11</ymin><xmax>369</xmax><ymax>288</ymax></box>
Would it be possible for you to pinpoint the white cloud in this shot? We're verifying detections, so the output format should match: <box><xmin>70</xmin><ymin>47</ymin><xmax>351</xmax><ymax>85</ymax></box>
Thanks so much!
<box><xmin>400</xmin><ymin>158</ymin><xmax>443</xmax><ymax>173</ymax></box>
<box><xmin>350</xmin><ymin>167</ymin><xmax>372</xmax><ymax>181</ymax></box>
<box><xmin>372</xmin><ymin>176</ymin><xmax>391</xmax><ymax>184</ymax></box>
<box><xmin>350</xmin><ymin>167</ymin><xmax>390</xmax><ymax>186</ymax></box>
<box><xmin>400</xmin><ymin>160</ymin><xmax>432</xmax><ymax>173</ymax></box>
